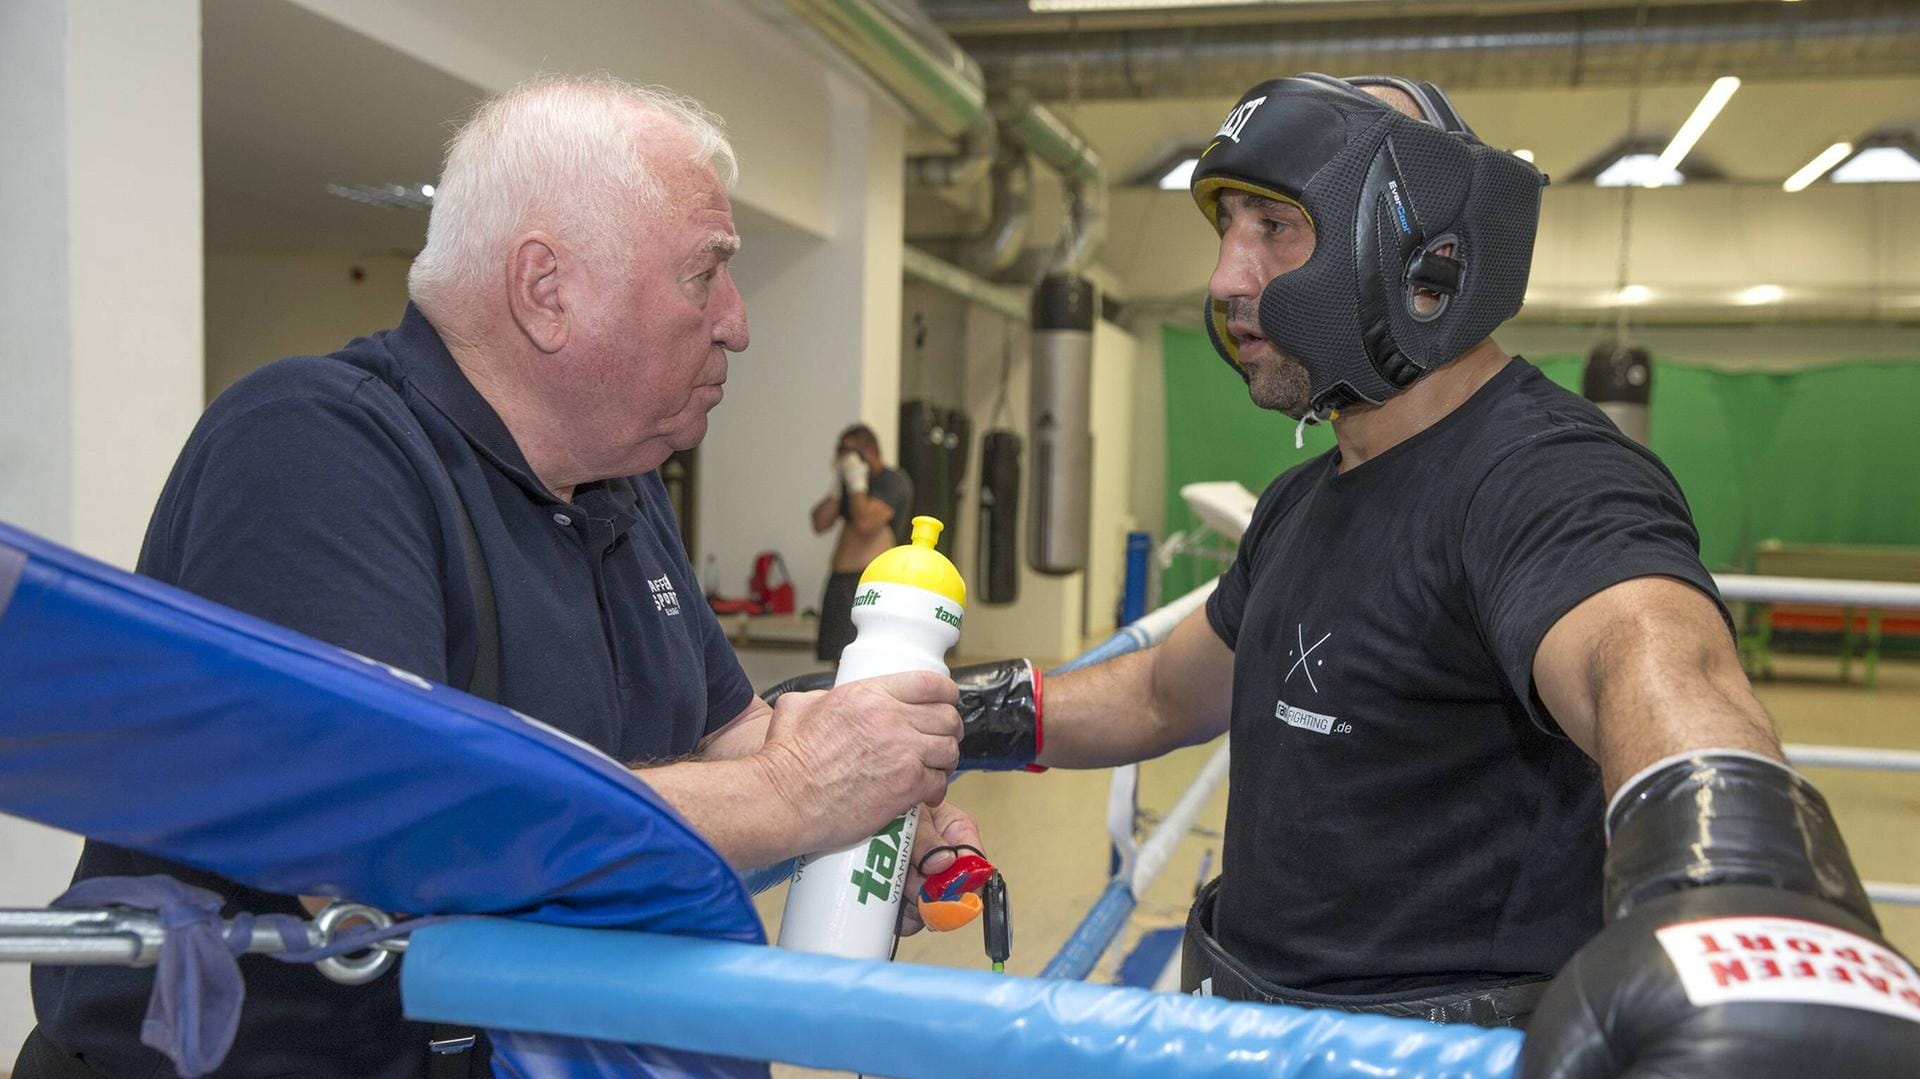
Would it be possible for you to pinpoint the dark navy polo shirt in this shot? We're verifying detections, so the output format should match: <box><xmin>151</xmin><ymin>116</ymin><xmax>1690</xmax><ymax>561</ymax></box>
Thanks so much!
<box><xmin>34</xmin><ymin>304</ymin><xmax>753</xmax><ymax>1078</ymax></box>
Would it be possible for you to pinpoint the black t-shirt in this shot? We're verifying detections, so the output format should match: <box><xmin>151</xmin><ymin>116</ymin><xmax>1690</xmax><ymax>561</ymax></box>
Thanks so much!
<box><xmin>1205</xmin><ymin>357</ymin><xmax>1725</xmax><ymax>996</ymax></box>
<box><xmin>840</xmin><ymin>467</ymin><xmax>915</xmax><ymax>546</ymax></box>
<box><xmin>33</xmin><ymin>305</ymin><xmax>753</xmax><ymax>1078</ymax></box>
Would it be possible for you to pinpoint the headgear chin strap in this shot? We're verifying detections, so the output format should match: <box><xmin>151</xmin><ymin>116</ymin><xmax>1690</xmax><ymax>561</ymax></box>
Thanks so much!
<box><xmin>1194</xmin><ymin>74</ymin><xmax>1546</xmax><ymax>413</ymax></box>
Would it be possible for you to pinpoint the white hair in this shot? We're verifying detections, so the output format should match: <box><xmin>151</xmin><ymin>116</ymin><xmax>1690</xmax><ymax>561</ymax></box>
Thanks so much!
<box><xmin>408</xmin><ymin>73</ymin><xmax>737</xmax><ymax>323</ymax></box>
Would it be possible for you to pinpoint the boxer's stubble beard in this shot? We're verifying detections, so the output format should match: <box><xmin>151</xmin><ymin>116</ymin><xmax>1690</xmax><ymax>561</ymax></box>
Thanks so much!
<box><xmin>1227</xmin><ymin>297</ymin><xmax>1312</xmax><ymax>419</ymax></box>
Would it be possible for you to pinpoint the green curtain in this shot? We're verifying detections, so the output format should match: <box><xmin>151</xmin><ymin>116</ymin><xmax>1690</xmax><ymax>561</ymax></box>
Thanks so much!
<box><xmin>1160</xmin><ymin>324</ymin><xmax>1920</xmax><ymax>597</ymax></box>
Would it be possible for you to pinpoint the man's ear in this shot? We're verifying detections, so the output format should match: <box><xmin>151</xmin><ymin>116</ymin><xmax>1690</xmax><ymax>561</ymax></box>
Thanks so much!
<box><xmin>1411</xmin><ymin>241</ymin><xmax>1457</xmax><ymax>317</ymax></box>
<box><xmin>507</xmin><ymin>233</ymin><xmax>569</xmax><ymax>354</ymax></box>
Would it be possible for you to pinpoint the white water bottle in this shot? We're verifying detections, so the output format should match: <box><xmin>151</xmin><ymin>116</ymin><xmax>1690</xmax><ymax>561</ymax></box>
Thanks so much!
<box><xmin>777</xmin><ymin>515</ymin><xmax>966</xmax><ymax>958</ymax></box>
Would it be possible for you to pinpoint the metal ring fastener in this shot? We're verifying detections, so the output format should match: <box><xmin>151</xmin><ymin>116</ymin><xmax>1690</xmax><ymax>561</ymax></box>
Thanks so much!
<box><xmin>313</xmin><ymin>902</ymin><xmax>397</xmax><ymax>985</ymax></box>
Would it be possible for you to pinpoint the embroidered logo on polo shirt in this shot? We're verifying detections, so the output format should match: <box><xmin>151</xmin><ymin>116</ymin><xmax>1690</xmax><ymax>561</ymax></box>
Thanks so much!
<box><xmin>648</xmin><ymin>575</ymin><xmax>681</xmax><ymax>617</ymax></box>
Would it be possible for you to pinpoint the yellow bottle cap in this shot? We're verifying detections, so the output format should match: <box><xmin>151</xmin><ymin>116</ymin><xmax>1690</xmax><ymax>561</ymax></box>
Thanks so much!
<box><xmin>858</xmin><ymin>515</ymin><xmax>966</xmax><ymax>607</ymax></box>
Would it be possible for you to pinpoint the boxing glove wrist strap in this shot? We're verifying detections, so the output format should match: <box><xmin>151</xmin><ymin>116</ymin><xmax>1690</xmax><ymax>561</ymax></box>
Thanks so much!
<box><xmin>951</xmin><ymin>659</ymin><xmax>1043</xmax><ymax>772</ymax></box>
<box><xmin>1603</xmin><ymin>750</ymin><xmax>1874</xmax><ymax>926</ymax></box>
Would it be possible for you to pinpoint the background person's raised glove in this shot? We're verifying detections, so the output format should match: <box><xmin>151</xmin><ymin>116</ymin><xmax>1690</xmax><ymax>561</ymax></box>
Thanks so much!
<box><xmin>837</xmin><ymin>451</ymin><xmax>870</xmax><ymax>496</ymax></box>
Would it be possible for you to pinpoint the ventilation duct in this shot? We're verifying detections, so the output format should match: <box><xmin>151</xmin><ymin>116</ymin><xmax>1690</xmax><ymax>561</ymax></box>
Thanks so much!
<box><xmin>960</xmin><ymin>2</ymin><xmax>1920</xmax><ymax>100</ymax></box>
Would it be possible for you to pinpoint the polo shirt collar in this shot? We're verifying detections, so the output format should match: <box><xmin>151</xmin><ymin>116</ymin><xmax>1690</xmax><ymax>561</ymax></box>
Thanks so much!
<box><xmin>391</xmin><ymin>304</ymin><xmax>640</xmax><ymax>532</ymax></box>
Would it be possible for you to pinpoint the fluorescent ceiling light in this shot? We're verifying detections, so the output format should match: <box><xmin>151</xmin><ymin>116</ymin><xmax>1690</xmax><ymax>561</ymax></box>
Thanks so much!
<box><xmin>324</xmin><ymin>182</ymin><xmax>436</xmax><ymax>211</ymax></box>
<box><xmin>1830</xmin><ymin>145</ymin><xmax>1920</xmax><ymax>184</ymax></box>
<box><xmin>1157</xmin><ymin>157</ymin><xmax>1200</xmax><ymax>190</ymax></box>
<box><xmin>1737</xmin><ymin>284</ymin><xmax>1784</xmax><ymax>306</ymax></box>
<box><xmin>1513</xmin><ymin>149</ymin><xmax>1535</xmax><ymax>163</ymax></box>
<box><xmin>1594</xmin><ymin>153</ymin><xmax>1684</xmax><ymax>188</ymax></box>
<box><xmin>1032</xmin><ymin>0</ymin><xmax>1336</xmax><ymax>10</ymax></box>
<box><xmin>1616</xmin><ymin>284</ymin><xmax>1654</xmax><ymax>305</ymax></box>
<box><xmin>1783</xmin><ymin>142</ymin><xmax>1854</xmax><ymax>192</ymax></box>
<box><xmin>1652</xmin><ymin>76</ymin><xmax>1740</xmax><ymax>181</ymax></box>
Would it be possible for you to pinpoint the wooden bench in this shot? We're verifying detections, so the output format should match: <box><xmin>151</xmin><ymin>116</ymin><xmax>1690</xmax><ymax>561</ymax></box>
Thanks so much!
<box><xmin>1740</xmin><ymin>542</ymin><xmax>1920</xmax><ymax>687</ymax></box>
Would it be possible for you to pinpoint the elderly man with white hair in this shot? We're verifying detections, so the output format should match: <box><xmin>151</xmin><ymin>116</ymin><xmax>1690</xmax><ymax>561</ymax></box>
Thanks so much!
<box><xmin>16</xmin><ymin>75</ymin><xmax>978</xmax><ymax>1079</ymax></box>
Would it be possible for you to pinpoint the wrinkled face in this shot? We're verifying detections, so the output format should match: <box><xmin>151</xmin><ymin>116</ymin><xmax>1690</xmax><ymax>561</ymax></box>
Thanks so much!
<box><xmin>561</xmin><ymin>154</ymin><xmax>749</xmax><ymax>475</ymax></box>
<box><xmin>1207</xmin><ymin>191</ymin><xmax>1318</xmax><ymax>417</ymax></box>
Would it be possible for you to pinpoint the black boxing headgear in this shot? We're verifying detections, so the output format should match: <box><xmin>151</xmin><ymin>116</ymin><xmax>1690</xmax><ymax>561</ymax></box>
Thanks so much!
<box><xmin>1193</xmin><ymin>74</ymin><xmax>1546</xmax><ymax>413</ymax></box>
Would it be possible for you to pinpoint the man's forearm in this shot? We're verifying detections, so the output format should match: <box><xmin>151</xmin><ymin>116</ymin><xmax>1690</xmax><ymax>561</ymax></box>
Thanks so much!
<box><xmin>810</xmin><ymin>497</ymin><xmax>838</xmax><ymax>534</ymax></box>
<box><xmin>1591</xmin><ymin>628</ymin><xmax>1783</xmax><ymax>796</ymax></box>
<box><xmin>1536</xmin><ymin>577</ymin><xmax>1784</xmax><ymax>796</ymax></box>
<box><xmin>1038</xmin><ymin>647</ymin><xmax>1207</xmax><ymax>768</ymax></box>
<box><xmin>638</xmin><ymin>753</ymin><xmax>809</xmax><ymax>868</ymax></box>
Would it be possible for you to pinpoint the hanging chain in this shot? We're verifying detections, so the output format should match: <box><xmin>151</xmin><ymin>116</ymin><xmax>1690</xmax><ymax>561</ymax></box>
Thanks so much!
<box><xmin>993</xmin><ymin>316</ymin><xmax>1017</xmax><ymax>429</ymax></box>
<box><xmin>1611</xmin><ymin>0</ymin><xmax>1652</xmax><ymax>344</ymax></box>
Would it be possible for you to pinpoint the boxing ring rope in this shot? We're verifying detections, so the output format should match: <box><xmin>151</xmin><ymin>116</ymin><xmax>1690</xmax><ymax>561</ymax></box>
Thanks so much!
<box><xmin>400</xmin><ymin>917</ymin><xmax>1525</xmax><ymax>1079</ymax></box>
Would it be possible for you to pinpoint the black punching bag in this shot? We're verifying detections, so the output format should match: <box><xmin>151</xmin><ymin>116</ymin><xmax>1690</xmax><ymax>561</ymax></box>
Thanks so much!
<box><xmin>1583</xmin><ymin>342</ymin><xmax>1652</xmax><ymax>446</ymax></box>
<box><xmin>898</xmin><ymin>399</ymin><xmax>939</xmax><ymax>517</ymax></box>
<box><xmin>1029</xmin><ymin>274</ymin><xmax>1095</xmax><ymax>576</ymax></box>
<box><xmin>943</xmin><ymin>407</ymin><xmax>973</xmax><ymax>549</ymax></box>
<box><xmin>978</xmin><ymin>431</ymin><xmax>1022</xmax><ymax>605</ymax></box>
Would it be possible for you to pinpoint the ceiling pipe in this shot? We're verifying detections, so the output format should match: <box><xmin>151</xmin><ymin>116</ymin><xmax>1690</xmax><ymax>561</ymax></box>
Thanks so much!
<box><xmin>958</xmin><ymin>2</ymin><xmax>1920</xmax><ymax>99</ymax></box>
<box><xmin>993</xmin><ymin>91</ymin><xmax>1107</xmax><ymax>274</ymax></box>
<box><xmin>780</xmin><ymin>0</ymin><xmax>1109</xmax><ymax>271</ymax></box>
<box><xmin>958</xmin><ymin>144</ymin><xmax>1033</xmax><ymax>276</ymax></box>
<box><xmin>781</xmin><ymin>0</ymin><xmax>986</xmax><ymax>138</ymax></box>
<box><xmin>909</xmin><ymin>113</ymin><xmax>998</xmax><ymax>187</ymax></box>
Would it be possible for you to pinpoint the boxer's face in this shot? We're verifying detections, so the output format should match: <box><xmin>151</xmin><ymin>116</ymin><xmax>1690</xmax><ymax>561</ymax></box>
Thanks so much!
<box><xmin>1208</xmin><ymin>191</ymin><xmax>1317</xmax><ymax>418</ymax></box>
<box><xmin>565</xmin><ymin>148</ymin><xmax>748</xmax><ymax>475</ymax></box>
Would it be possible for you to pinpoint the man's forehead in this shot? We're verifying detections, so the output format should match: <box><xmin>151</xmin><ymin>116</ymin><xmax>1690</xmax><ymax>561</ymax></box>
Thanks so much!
<box><xmin>1218</xmin><ymin>191</ymin><xmax>1305</xmax><ymax>216</ymax></box>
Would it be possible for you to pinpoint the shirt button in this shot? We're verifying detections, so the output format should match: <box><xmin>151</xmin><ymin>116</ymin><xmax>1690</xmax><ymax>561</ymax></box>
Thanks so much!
<box><xmin>552</xmin><ymin>512</ymin><xmax>572</xmax><ymax>527</ymax></box>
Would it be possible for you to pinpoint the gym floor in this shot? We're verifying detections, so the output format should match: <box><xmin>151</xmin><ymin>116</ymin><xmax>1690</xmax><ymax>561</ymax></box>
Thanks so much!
<box><xmin>736</xmin><ymin>647</ymin><xmax>1920</xmax><ymax>1078</ymax></box>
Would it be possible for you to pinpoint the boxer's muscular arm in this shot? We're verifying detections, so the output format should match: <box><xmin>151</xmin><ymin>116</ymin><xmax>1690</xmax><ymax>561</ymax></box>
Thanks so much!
<box><xmin>1037</xmin><ymin>607</ymin><xmax>1234</xmax><ymax>768</ymax></box>
<box><xmin>1533</xmin><ymin>575</ymin><xmax>1783</xmax><ymax>796</ymax></box>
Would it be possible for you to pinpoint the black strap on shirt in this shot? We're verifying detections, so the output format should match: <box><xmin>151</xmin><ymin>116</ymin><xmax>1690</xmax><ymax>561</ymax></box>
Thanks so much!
<box><xmin>444</xmin><ymin>465</ymin><xmax>500</xmax><ymax>701</ymax></box>
<box><xmin>416</xmin><ymin>425</ymin><xmax>498</xmax><ymax>1079</ymax></box>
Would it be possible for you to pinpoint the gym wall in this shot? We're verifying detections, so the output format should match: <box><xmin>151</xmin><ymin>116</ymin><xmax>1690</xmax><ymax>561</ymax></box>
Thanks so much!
<box><xmin>204</xmin><ymin>253</ymin><xmax>415</xmax><ymax>400</ymax></box>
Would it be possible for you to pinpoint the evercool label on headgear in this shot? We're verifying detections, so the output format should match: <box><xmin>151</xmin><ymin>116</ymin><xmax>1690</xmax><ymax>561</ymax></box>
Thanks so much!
<box><xmin>1214</xmin><ymin>95</ymin><xmax>1267</xmax><ymax>143</ymax></box>
<box><xmin>1384</xmin><ymin>179</ymin><xmax>1412</xmax><ymax>235</ymax></box>
<box><xmin>1655</xmin><ymin>917</ymin><xmax>1920</xmax><ymax>1023</ymax></box>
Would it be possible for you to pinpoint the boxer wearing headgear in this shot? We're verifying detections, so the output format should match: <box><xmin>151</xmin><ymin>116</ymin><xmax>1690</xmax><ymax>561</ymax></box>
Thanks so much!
<box><xmin>1192</xmin><ymin>74</ymin><xmax>1544</xmax><ymax>429</ymax></box>
<box><xmin>917</xmin><ymin>73</ymin><xmax>1918</xmax><ymax>1074</ymax></box>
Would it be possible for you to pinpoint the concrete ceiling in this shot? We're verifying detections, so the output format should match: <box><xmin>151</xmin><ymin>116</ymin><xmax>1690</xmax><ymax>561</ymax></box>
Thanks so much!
<box><xmin>1058</xmin><ymin>75</ymin><xmax>1920</xmax><ymax>192</ymax></box>
<box><xmin>202</xmin><ymin>0</ymin><xmax>484</xmax><ymax>254</ymax></box>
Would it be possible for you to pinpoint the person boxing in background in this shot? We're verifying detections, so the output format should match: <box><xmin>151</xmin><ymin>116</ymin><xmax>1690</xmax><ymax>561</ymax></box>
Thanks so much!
<box><xmin>810</xmin><ymin>424</ymin><xmax>914</xmax><ymax>665</ymax></box>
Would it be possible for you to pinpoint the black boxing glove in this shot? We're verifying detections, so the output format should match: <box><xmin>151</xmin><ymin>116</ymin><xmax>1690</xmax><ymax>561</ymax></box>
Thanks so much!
<box><xmin>760</xmin><ymin>659</ymin><xmax>1043</xmax><ymax>772</ymax></box>
<box><xmin>1523</xmin><ymin>752</ymin><xmax>1920</xmax><ymax>1078</ymax></box>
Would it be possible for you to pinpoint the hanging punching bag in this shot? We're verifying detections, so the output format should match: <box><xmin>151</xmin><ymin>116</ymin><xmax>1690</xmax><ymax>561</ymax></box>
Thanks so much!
<box><xmin>1583</xmin><ymin>341</ymin><xmax>1652</xmax><ymax>447</ymax></box>
<box><xmin>942</xmin><ymin>408</ymin><xmax>973</xmax><ymax>559</ymax></box>
<box><xmin>978</xmin><ymin>431</ymin><xmax>1022</xmax><ymax>605</ymax></box>
<box><xmin>1029</xmin><ymin>274</ymin><xmax>1095</xmax><ymax>576</ymax></box>
<box><xmin>898</xmin><ymin>400</ymin><xmax>940</xmax><ymax>518</ymax></box>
